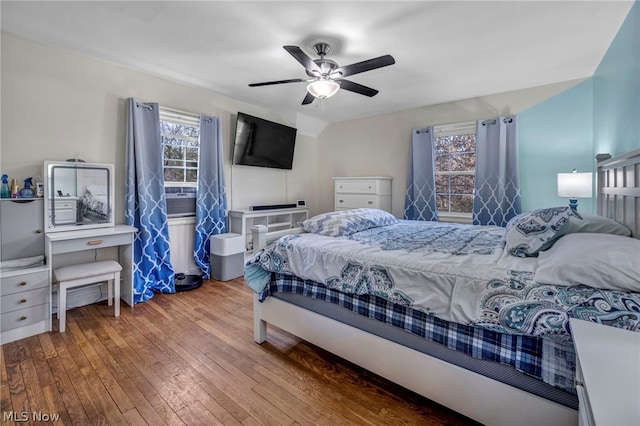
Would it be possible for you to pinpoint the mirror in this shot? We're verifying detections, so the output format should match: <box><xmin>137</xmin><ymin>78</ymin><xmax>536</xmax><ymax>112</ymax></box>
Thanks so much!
<box><xmin>44</xmin><ymin>161</ymin><xmax>115</xmax><ymax>232</ymax></box>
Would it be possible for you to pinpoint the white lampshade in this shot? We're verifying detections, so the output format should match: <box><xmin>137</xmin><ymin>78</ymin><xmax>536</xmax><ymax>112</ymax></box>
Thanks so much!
<box><xmin>306</xmin><ymin>80</ymin><xmax>340</xmax><ymax>99</ymax></box>
<box><xmin>557</xmin><ymin>171</ymin><xmax>593</xmax><ymax>198</ymax></box>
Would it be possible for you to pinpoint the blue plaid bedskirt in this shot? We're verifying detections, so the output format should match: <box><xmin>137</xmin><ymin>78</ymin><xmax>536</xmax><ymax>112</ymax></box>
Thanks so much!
<box><xmin>259</xmin><ymin>272</ymin><xmax>576</xmax><ymax>395</ymax></box>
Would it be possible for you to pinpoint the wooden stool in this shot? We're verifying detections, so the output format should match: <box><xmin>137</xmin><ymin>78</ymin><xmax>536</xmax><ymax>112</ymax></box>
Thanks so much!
<box><xmin>54</xmin><ymin>260</ymin><xmax>122</xmax><ymax>332</ymax></box>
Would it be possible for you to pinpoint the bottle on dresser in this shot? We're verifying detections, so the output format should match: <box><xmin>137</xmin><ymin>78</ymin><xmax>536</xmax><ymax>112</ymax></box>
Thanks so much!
<box><xmin>10</xmin><ymin>178</ymin><xmax>19</xmax><ymax>198</ymax></box>
<box><xmin>1</xmin><ymin>174</ymin><xmax>10</xmax><ymax>198</ymax></box>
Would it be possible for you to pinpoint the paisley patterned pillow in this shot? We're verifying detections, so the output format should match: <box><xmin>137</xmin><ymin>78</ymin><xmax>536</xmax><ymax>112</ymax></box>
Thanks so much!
<box><xmin>505</xmin><ymin>206</ymin><xmax>579</xmax><ymax>257</ymax></box>
<box><xmin>300</xmin><ymin>208</ymin><xmax>398</xmax><ymax>237</ymax></box>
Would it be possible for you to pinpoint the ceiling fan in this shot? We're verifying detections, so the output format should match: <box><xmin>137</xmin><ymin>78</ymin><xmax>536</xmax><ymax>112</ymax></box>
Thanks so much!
<box><xmin>249</xmin><ymin>42</ymin><xmax>395</xmax><ymax>105</ymax></box>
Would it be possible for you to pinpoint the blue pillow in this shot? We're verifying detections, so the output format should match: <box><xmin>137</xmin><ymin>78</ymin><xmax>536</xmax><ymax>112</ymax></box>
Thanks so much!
<box><xmin>300</xmin><ymin>208</ymin><xmax>398</xmax><ymax>237</ymax></box>
<box><xmin>505</xmin><ymin>206</ymin><xmax>579</xmax><ymax>257</ymax></box>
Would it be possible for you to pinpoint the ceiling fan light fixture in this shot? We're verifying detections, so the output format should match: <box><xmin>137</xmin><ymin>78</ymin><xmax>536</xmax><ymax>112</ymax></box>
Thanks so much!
<box><xmin>306</xmin><ymin>79</ymin><xmax>340</xmax><ymax>99</ymax></box>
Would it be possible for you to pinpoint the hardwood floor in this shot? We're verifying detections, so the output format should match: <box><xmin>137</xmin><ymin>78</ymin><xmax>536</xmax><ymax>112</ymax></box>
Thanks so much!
<box><xmin>1</xmin><ymin>278</ymin><xmax>479</xmax><ymax>425</ymax></box>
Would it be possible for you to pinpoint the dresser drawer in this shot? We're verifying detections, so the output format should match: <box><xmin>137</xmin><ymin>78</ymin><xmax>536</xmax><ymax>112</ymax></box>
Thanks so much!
<box><xmin>0</xmin><ymin>270</ymin><xmax>49</xmax><ymax>296</ymax></box>
<box><xmin>335</xmin><ymin>179</ymin><xmax>386</xmax><ymax>194</ymax></box>
<box><xmin>51</xmin><ymin>232</ymin><xmax>131</xmax><ymax>255</ymax></box>
<box><xmin>335</xmin><ymin>194</ymin><xmax>384</xmax><ymax>209</ymax></box>
<box><xmin>1</xmin><ymin>286</ymin><xmax>50</xmax><ymax>313</ymax></box>
<box><xmin>1</xmin><ymin>303</ymin><xmax>49</xmax><ymax>332</ymax></box>
<box><xmin>51</xmin><ymin>199</ymin><xmax>76</xmax><ymax>210</ymax></box>
<box><xmin>49</xmin><ymin>209</ymin><xmax>77</xmax><ymax>223</ymax></box>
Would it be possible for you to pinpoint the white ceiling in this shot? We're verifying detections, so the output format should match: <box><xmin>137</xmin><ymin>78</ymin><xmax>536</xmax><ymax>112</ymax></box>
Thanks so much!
<box><xmin>1</xmin><ymin>1</ymin><xmax>634</xmax><ymax>127</ymax></box>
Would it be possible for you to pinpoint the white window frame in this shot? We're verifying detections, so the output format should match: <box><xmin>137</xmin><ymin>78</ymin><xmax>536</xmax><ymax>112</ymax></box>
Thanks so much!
<box><xmin>433</xmin><ymin>121</ymin><xmax>476</xmax><ymax>224</ymax></box>
<box><xmin>159</xmin><ymin>107</ymin><xmax>200</xmax><ymax>188</ymax></box>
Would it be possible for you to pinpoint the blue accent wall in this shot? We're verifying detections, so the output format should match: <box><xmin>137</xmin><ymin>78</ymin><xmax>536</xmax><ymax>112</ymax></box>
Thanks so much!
<box><xmin>518</xmin><ymin>80</ymin><xmax>594</xmax><ymax>213</ymax></box>
<box><xmin>593</xmin><ymin>0</ymin><xmax>640</xmax><ymax>156</ymax></box>
<box><xmin>519</xmin><ymin>1</ymin><xmax>639</xmax><ymax>213</ymax></box>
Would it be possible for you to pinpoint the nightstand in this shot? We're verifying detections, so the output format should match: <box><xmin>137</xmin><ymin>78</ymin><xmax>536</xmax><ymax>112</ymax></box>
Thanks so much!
<box><xmin>570</xmin><ymin>318</ymin><xmax>640</xmax><ymax>426</ymax></box>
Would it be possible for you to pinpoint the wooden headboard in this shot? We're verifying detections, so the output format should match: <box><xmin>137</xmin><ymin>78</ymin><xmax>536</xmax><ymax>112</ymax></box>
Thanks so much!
<box><xmin>597</xmin><ymin>147</ymin><xmax>640</xmax><ymax>238</ymax></box>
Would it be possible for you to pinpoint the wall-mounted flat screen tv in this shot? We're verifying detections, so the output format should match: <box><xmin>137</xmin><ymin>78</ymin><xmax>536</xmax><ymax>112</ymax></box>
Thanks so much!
<box><xmin>232</xmin><ymin>112</ymin><xmax>297</xmax><ymax>170</ymax></box>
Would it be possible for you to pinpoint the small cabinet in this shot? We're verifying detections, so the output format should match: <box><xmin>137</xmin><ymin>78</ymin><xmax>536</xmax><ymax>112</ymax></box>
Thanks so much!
<box><xmin>333</xmin><ymin>177</ymin><xmax>392</xmax><ymax>212</ymax></box>
<box><xmin>1</xmin><ymin>199</ymin><xmax>45</xmax><ymax>260</ymax></box>
<box><xmin>0</xmin><ymin>199</ymin><xmax>50</xmax><ymax>344</ymax></box>
<box><xmin>570</xmin><ymin>318</ymin><xmax>640</xmax><ymax>426</ymax></box>
<box><xmin>0</xmin><ymin>269</ymin><xmax>49</xmax><ymax>334</ymax></box>
<box><xmin>229</xmin><ymin>207</ymin><xmax>309</xmax><ymax>255</ymax></box>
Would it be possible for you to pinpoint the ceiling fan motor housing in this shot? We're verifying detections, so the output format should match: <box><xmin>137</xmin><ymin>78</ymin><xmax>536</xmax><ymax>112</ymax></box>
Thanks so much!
<box><xmin>307</xmin><ymin>59</ymin><xmax>338</xmax><ymax>78</ymax></box>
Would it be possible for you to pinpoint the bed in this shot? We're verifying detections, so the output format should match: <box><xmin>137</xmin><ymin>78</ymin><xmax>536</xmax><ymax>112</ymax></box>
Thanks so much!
<box><xmin>245</xmin><ymin>148</ymin><xmax>640</xmax><ymax>426</ymax></box>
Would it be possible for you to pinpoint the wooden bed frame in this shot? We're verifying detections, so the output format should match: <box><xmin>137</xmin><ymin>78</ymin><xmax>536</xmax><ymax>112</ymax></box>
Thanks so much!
<box><xmin>253</xmin><ymin>148</ymin><xmax>640</xmax><ymax>426</ymax></box>
<box><xmin>597</xmin><ymin>148</ymin><xmax>640</xmax><ymax>236</ymax></box>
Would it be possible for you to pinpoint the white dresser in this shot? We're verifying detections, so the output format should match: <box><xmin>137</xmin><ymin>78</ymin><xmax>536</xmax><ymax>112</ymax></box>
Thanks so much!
<box><xmin>0</xmin><ymin>199</ymin><xmax>50</xmax><ymax>345</ymax></box>
<box><xmin>570</xmin><ymin>318</ymin><xmax>640</xmax><ymax>426</ymax></box>
<box><xmin>333</xmin><ymin>177</ymin><xmax>392</xmax><ymax>212</ymax></box>
<box><xmin>48</xmin><ymin>196</ymin><xmax>78</xmax><ymax>225</ymax></box>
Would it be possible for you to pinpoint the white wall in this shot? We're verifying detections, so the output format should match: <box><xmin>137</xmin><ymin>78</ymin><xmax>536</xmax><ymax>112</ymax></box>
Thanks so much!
<box><xmin>0</xmin><ymin>33</ymin><xmax>318</xmax><ymax>222</ymax></box>
<box><xmin>316</xmin><ymin>80</ymin><xmax>585</xmax><ymax>218</ymax></box>
<box><xmin>230</xmin><ymin>131</ymin><xmax>316</xmax><ymax>210</ymax></box>
<box><xmin>2</xmin><ymin>32</ymin><xmax>587</xmax><ymax>224</ymax></box>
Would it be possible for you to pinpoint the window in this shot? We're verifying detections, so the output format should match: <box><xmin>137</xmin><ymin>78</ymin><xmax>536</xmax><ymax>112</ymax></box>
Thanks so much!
<box><xmin>159</xmin><ymin>108</ymin><xmax>200</xmax><ymax>187</ymax></box>
<box><xmin>433</xmin><ymin>122</ymin><xmax>476</xmax><ymax>219</ymax></box>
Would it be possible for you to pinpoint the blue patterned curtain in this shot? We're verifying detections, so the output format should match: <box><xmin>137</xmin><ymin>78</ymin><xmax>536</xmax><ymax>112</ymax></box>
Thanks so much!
<box><xmin>404</xmin><ymin>127</ymin><xmax>439</xmax><ymax>221</ymax></box>
<box><xmin>125</xmin><ymin>98</ymin><xmax>175</xmax><ymax>303</ymax></box>
<box><xmin>194</xmin><ymin>115</ymin><xmax>228</xmax><ymax>279</ymax></box>
<box><xmin>472</xmin><ymin>116</ymin><xmax>522</xmax><ymax>226</ymax></box>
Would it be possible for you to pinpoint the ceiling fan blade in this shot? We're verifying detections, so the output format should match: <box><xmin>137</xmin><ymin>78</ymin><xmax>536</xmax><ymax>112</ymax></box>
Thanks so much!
<box><xmin>249</xmin><ymin>78</ymin><xmax>305</xmax><ymax>87</ymax></box>
<box><xmin>332</xmin><ymin>55</ymin><xmax>395</xmax><ymax>78</ymax></box>
<box><xmin>336</xmin><ymin>79</ymin><xmax>379</xmax><ymax>97</ymax></box>
<box><xmin>302</xmin><ymin>92</ymin><xmax>315</xmax><ymax>105</ymax></box>
<box><xmin>283</xmin><ymin>45</ymin><xmax>322</xmax><ymax>74</ymax></box>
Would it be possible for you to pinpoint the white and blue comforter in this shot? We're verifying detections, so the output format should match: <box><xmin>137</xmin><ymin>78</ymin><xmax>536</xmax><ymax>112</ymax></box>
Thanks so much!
<box><xmin>246</xmin><ymin>220</ymin><xmax>640</xmax><ymax>338</ymax></box>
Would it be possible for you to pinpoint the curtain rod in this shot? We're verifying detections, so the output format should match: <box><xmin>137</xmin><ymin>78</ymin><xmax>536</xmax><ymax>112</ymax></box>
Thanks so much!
<box><xmin>136</xmin><ymin>102</ymin><xmax>213</xmax><ymax>123</ymax></box>
<box><xmin>482</xmin><ymin>117</ymin><xmax>514</xmax><ymax>126</ymax></box>
<box><xmin>136</xmin><ymin>102</ymin><xmax>153</xmax><ymax>111</ymax></box>
<box><xmin>417</xmin><ymin>116</ymin><xmax>514</xmax><ymax>133</ymax></box>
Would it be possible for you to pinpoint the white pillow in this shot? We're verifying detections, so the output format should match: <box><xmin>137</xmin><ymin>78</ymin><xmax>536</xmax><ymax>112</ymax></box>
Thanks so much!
<box><xmin>535</xmin><ymin>233</ymin><xmax>640</xmax><ymax>292</ymax></box>
<box><xmin>565</xmin><ymin>213</ymin><xmax>631</xmax><ymax>237</ymax></box>
<box><xmin>85</xmin><ymin>184</ymin><xmax>107</xmax><ymax>195</ymax></box>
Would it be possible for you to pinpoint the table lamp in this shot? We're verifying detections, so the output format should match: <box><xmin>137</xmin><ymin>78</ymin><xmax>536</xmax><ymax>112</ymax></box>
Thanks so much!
<box><xmin>557</xmin><ymin>169</ymin><xmax>592</xmax><ymax>210</ymax></box>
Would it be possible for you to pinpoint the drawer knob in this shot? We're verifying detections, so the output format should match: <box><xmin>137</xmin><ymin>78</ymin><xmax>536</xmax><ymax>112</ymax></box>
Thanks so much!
<box><xmin>19</xmin><ymin>281</ymin><xmax>27</xmax><ymax>286</ymax></box>
<box><xmin>19</xmin><ymin>315</ymin><xmax>27</xmax><ymax>321</ymax></box>
<box><xmin>36</xmin><ymin>229</ymin><xmax>43</xmax><ymax>234</ymax></box>
<box><xmin>368</xmin><ymin>201</ymin><xmax>374</xmax><ymax>204</ymax></box>
<box><xmin>87</xmin><ymin>240</ymin><xmax>103</xmax><ymax>246</ymax></box>
<box><xmin>339</xmin><ymin>200</ymin><xmax>344</xmax><ymax>203</ymax></box>
<box><xmin>20</xmin><ymin>298</ymin><xmax>27</xmax><ymax>303</ymax></box>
